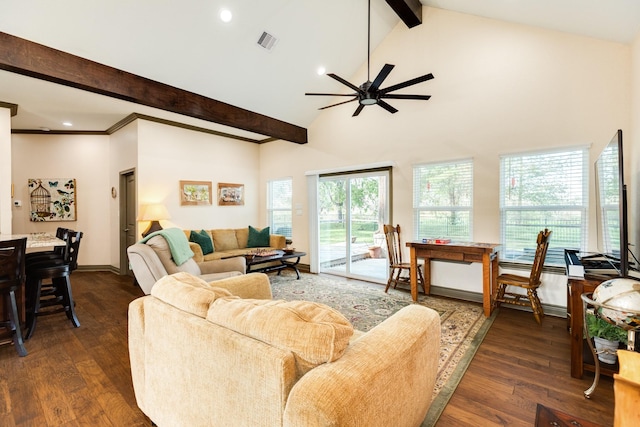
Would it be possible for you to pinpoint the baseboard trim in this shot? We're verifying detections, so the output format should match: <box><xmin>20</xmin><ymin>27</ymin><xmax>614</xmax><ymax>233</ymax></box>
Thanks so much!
<box><xmin>76</xmin><ymin>265</ymin><xmax>120</xmax><ymax>274</ymax></box>
<box><xmin>430</xmin><ymin>286</ymin><xmax>567</xmax><ymax>319</ymax></box>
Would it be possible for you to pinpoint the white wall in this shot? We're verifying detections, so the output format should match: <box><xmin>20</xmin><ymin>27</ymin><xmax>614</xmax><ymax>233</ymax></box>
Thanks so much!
<box><xmin>108</xmin><ymin>120</ymin><xmax>138</xmax><ymax>268</ymax></box>
<box><xmin>136</xmin><ymin>120</ymin><xmax>262</xmax><ymax>232</ymax></box>
<box><xmin>259</xmin><ymin>7</ymin><xmax>633</xmax><ymax>306</ymax></box>
<box><xmin>11</xmin><ymin>134</ymin><xmax>111</xmax><ymax>266</ymax></box>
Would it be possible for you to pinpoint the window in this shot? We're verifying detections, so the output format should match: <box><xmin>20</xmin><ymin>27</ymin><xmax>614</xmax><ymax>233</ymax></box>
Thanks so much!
<box><xmin>413</xmin><ymin>159</ymin><xmax>473</xmax><ymax>241</ymax></box>
<box><xmin>267</xmin><ymin>178</ymin><xmax>292</xmax><ymax>238</ymax></box>
<box><xmin>500</xmin><ymin>147</ymin><xmax>588</xmax><ymax>266</ymax></box>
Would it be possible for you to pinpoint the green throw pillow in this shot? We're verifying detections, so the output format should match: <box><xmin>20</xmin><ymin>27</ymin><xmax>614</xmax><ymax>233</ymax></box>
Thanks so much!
<box><xmin>190</xmin><ymin>230</ymin><xmax>214</xmax><ymax>255</ymax></box>
<box><xmin>247</xmin><ymin>226</ymin><xmax>270</xmax><ymax>248</ymax></box>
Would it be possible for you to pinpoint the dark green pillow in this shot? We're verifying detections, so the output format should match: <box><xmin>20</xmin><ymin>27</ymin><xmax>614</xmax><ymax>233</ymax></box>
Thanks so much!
<box><xmin>190</xmin><ymin>230</ymin><xmax>214</xmax><ymax>255</ymax></box>
<box><xmin>247</xmin><ymin>226</ymin><xmax>270</xmax><ymax>248</ymax></box>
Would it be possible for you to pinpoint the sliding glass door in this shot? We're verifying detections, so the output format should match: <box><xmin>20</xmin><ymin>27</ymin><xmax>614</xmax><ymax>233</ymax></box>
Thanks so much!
<box><xmin>317</xmin><ymin>169</ymin><xmax>390</xmax><ymax>283</ymax></box>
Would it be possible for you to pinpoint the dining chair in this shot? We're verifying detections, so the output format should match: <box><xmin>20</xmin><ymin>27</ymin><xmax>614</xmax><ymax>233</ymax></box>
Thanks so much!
<box><xmin>0</xmin><ymin>237</ymin><xmax>28</xmax><ymax>356</ymax></box>
<box><xmin>383</xmin><ymin>224</ymin><xmax>425</xmax><ymax>294</ymax></box>
<box><xmin>25</xmin><ymin>230</ymin><xmax>83</xmax><ymax>339</ymax></box>
<box><xmin>493</xmin><ymin>228</ymin><xmax>552</xmax><ymax>324</ymax></box>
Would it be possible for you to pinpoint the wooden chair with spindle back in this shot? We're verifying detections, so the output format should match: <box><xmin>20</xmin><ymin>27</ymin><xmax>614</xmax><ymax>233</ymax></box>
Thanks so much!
<box><xmin>383</xmin><ymin>224</ymin><xmax>426</xmax><ymax>295</ymax></box>
<box><xmin>493</xmin><ymin>228</ymin><xmax>552</xmax><ymax>324</ymax></box>
<box><xmin>0</xmin><ymin>237</ymin><xmax>28</xmax><ymax>356</ymax></box>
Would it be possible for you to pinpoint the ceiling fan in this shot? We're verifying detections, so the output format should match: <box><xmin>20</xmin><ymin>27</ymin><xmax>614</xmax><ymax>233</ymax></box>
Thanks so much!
<box><xmin>305</xmin><ymin>0</ymin><xmax>434</xmax><ymax>117</ymax></box>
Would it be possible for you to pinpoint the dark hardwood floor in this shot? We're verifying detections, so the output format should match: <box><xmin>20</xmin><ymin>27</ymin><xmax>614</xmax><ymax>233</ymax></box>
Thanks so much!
<box><xmin>0</xmin><ymin>272</ymin><xmax>615</xmax><ymax>426</ymax></box>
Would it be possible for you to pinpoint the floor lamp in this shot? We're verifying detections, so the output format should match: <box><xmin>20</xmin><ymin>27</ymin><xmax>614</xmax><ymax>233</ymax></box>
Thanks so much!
<box><xmin>139</xmin><ymin>204</ymin><xmax>171</xmax><ymax>237</ymax></box>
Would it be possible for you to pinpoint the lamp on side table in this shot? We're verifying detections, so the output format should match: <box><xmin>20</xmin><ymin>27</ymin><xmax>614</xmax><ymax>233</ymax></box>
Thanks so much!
<box><xmin>139</xmin><ymin>204</ymin><xmax>171</xmax><ymax>237</ymax></box>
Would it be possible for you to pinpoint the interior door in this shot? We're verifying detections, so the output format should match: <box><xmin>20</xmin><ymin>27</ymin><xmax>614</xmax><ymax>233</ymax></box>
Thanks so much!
<box><xmin>120</xmin><ymin>170</ymin><xmax>136</xmax><ymax>276</ymax></box>
<box><xmin>318</xmin><ymin>169</ymin><xmax>389</xmax><ymax>283</ymax></box>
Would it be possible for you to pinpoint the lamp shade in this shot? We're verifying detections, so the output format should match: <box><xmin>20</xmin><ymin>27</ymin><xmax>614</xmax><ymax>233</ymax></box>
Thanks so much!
<box><xmin>138</xmin><ymin>204</ymin><xmax>171</xmax><ymax>221</ymax></box>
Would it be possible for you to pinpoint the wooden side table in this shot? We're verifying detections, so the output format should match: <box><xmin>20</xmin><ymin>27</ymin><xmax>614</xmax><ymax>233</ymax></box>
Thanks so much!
<box><xmin>567</xmin><ymin>274</ymin><xmax>618</xmax><ymax>379</ymax></box>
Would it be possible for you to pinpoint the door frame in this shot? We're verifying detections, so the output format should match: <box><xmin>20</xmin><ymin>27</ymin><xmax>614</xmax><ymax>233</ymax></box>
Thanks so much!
<box><xmin>316</xmin><ymin>166</ymin><xmax>392</xmax><ymax>282</ymax></box>
<box><xmin>119</xmin><ymin>168</ymin><xmax>136</xmax><ymax>275</ymax></box>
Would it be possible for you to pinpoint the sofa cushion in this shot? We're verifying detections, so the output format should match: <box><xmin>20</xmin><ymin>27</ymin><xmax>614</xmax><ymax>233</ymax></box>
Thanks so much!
<box><xmin>247</xmin><ymin>226</ymin><xmax>270</xmax><ymax>248</ymax></box>
<box><xmin>207</xmin><ymin>298</ymin><xmax>353</xmax><ymax>376</ymax></box>
<box><xmin>190</xmin><ymin>230</ymin><xmax>214</xmax><ymax>255</ymax></box>
<box><xmin>146</xmin><ymin>235</ymin><xmax>201</xmax><ymax>276</ymax></box>
<box><xmin>211</xmin><ymin>229</ymin><xmax>239</xmax><ymax>251</ymax></box>
<box><xmin>151</xmin><ymin>272</ymin><xmax>236</xmax><ymax>318</ymax></box>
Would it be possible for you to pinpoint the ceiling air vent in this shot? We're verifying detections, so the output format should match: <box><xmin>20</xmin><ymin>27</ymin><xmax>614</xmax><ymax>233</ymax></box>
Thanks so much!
<box><xmin>257</xmin><ymin>31</ymin><xmax>278</xmax><ymax>51</ymax></box>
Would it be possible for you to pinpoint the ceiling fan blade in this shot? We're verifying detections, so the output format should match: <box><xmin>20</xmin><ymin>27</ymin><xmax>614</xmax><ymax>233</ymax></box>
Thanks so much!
<box><xmin>379</xmin><ymin>73</ymin><xmax>434</xmax><ymax>94</ymax></box>
<box><xmin>377</xmin><ymin>100</ymin><xmax>398</xmax><ymax>114</ymax></box>
<box><xmin>327</xmin><ymin>73</ymin><xmax>362</xmax><ymax>92</ymax></box>
<box><xmin>382</xmin><ymin>94</ymin><xmax>431</xmax><ymax>100</ymax></box>
<box><xmin>369</xmin><ymin>64</ymin><xmax>395</xmax><ymax>91</ymax></box>
<box><xmin>352</xmin><ymin>104</ymin><xmax>365</xmax><ymax>117</ymax></box>
<box><xmin>305</xmin><ymin>92</ymin><xmax>358</xmax><ymax>97</ymax></box>
<box><xmin>319</xmin><ymin>98</ymin><xmax>358</xmax><ymax>110</ymax></box>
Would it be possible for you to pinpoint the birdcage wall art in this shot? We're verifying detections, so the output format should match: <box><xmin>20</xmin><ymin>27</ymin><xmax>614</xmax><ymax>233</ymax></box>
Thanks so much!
<box><xmin>28</xmin><ymin>178</ymin><xmax>77</xmax><ymax>222</ymax></box>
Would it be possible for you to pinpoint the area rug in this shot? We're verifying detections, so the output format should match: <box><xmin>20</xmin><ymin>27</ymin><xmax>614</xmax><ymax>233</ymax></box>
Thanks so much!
<box><xmin>269</xmin><ymin>271</ymin><xmax>496</xmax><ymax>426</ymax></box>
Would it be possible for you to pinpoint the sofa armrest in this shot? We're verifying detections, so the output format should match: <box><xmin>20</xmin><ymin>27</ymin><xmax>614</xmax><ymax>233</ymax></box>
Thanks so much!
<box><xmin>206</xmin><ymin>272</ymin><xmax>272</xmax><ymax>299</ymax></box>
<box><xmin>127</xmin><ymin>243</ymin><xmax>169</xmax><ymax>295</ymax></box>
<box><xmin>198</xmin><ymin>256</ymin><xmax>246</xmax><ymax>275</ymax></box>
<box><xmin>270</xmin><ymin>234</ymin><xmax>286</xmax><ymax>249</ymax></box>
<box><xmin>283</xmin><ymin>305</ymin><xmax>440</xmax><ymax>427</ymax></box>
<box><xmin>189</xmin><ymin>242</ymin><xmax>205</xmax><ymax>263</ymax></box>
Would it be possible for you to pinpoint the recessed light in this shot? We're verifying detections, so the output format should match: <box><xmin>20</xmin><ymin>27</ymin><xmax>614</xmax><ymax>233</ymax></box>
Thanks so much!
<box><xmin>317</xmin><ymin>66</ymin><xmax>326</xmax><ymax>76</ymax></box>
<box><xmin>62</xmin><ymin>122</ymin><xmax>73</xmax><ymax>127</ymax></box>
<box><xmin>219</xmin><ymin>9</ymin><xmax>232</xmax><ymax>23</ymax></box>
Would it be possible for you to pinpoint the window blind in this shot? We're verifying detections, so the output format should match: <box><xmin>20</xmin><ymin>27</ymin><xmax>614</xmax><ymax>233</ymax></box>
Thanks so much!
<box><xmin>413</xmin><ymin>159</ymin><xmax>473</xmax><ymax>241</ymax></box>
<box><xmin>499</xmin><ymin>147</ymin><xmax>588</xmax><ymax>265</ymax></box>
<box><xmin>267</xmin><ymin>178</ymin><xmax>292</xmax><ymax>238</ymax></box>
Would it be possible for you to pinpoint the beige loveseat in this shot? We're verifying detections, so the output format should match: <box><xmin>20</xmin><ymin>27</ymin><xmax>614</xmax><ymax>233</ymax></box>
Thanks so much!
<box><xmin>183</xmin><ymin>228</ymin><xmax>286</xmax><ymax>262</ymax></box>
<box><xmin>128</xmin><ymin>272</ymin><xmax>441</xmax><ymax>427</ymax></box>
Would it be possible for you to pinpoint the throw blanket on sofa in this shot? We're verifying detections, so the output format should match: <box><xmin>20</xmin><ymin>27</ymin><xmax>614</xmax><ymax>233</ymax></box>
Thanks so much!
<box><xmin>139</xmin><ymin>227</ymin><xmax>194</xmax><ymax>266</ymax></box>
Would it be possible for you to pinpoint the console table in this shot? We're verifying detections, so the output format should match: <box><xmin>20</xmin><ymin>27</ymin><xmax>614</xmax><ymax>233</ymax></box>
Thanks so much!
<box><xmin>406</xmin><ymin>241</ymin><xmax>501</xmax><ymax>317</ymax></box>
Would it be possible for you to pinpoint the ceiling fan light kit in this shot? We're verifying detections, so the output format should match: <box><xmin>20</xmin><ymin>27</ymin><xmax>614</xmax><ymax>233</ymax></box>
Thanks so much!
<box><xmin>306</xmin><ymin>0</ymin><xmax>434</xmax><ymax>116</ymax></box>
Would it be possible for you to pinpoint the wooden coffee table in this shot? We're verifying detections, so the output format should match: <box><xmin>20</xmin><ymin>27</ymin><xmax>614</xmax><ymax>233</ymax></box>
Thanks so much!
<box><xmin>244</xmin><ymin>250</ymin><xmax>306</xmax><ymax>279</ymax></box>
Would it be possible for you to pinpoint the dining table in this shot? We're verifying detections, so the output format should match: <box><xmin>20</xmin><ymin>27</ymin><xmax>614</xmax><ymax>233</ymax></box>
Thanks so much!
<box><xmin>0</xmin><ymin>233</ymin><xmax>66</xmax><ymax>331</ymax></box>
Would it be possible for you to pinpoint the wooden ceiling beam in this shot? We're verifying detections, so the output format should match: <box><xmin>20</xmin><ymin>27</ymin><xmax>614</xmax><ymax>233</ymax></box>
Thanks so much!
<box><xmin>0</xmin><ymin>32</ymin><xmax>308</xmax><ymax>144</ymax></box>
<box><xmin>385</xmin><ymin>0</ymin><xmax>422</xmax><ymax>28</ymax></box>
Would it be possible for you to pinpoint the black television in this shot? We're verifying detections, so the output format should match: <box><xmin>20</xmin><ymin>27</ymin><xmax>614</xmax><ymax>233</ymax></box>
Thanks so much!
<box><xmin>593</xmin><ymin>129</ymin><xmax>629</xmax><ymax>277</ymax></box>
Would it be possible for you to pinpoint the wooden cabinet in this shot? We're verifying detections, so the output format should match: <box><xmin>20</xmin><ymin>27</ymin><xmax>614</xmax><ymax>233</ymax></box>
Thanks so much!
<box><xmin>568</xmin><ymin>274</ymin><xmax>618</xmax><ymax>378</ymax></box>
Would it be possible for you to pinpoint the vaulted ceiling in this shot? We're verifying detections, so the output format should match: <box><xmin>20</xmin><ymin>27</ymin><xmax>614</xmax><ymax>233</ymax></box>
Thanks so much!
<box><xmin>1</xmin><ymin>0</ymin><xmax>639</xmax><ymax>143</ymax></box>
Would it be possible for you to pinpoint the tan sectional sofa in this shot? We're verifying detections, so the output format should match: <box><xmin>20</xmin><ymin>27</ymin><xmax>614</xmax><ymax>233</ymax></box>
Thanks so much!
<box><xmin>183</xmin><ymin>228</ymin><xmax>286</xmax><ymax>262</ymax></box>
<box><xmin>128</xmin><ymin>272</ymin><xmax>441</xmax><ymax>427</ymax></box>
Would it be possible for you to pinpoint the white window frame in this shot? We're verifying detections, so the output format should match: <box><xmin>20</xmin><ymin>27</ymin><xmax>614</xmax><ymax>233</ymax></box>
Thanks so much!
<box><xmin>499</xmin><ymin>146</ymin><xmax>589</xmax><ymax>266</ymax></box>
<box><xmin>267</xmin><ymin>178</ymin><xmax>292</xmax><ymax>239</ymax></box>
<box><xmin>413</xmin><ymin>159</ymin><xmax>473</xmax><ymax>241</ymax></box>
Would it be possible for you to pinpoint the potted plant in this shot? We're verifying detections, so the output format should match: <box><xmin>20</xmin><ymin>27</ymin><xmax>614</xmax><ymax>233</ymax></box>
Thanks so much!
<box><xmin>586</xmin><ymin>313</ymin><xmax>628</xmax><ymax>364</ymax></box>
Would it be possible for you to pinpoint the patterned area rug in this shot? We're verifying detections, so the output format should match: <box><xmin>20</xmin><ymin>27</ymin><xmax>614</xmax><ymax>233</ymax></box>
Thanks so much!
<box><xmin>269</xmin><ymin>271</ymin><xmax>496</xmax><ymax>426</ymax></box>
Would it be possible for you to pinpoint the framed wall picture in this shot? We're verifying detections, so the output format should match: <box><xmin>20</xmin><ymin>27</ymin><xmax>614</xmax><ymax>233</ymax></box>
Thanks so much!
<box><xmin>217</xmin><ymin>183</ymin><xmax>244</xmax><ymax>206</ymax></box>
<box><xmin>180</xmin><ymin>180</ymin><xmax>212</xmax><ymax>206</ymax></box>
<box><xmin>28</xmin><ymin>178</ymin><xmax>77</xmax><ymax>222</ymax></box>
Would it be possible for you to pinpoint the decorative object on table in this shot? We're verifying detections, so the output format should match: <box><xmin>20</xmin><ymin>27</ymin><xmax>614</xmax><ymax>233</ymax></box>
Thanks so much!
<box><xmin>217</xmin><ymin>183</ymin><xmax>244</xmax><ymax>206</ymax></box>
<box><xmin>179</xmin><ymin>180</ymin><xmax>212</xmax><ymax>206</ymax></box>
<box><xmin>28</xmin><ymin>178</ymin><xmax>76</xmax><ymax>221</ymax></box>
<box><xmin>586</xmin><ymin>313</ymin><xmax>627</xmax><ymax>364</ymax></box>
<box><xmin>138</xmin><ymin>204</ymin><xmax>171</xmax><ymax>237</ymax></box>
<box><xmin>246</xmin><ymin>249</ymin><xmax>279</xmax><ymax>257</ymax></box>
